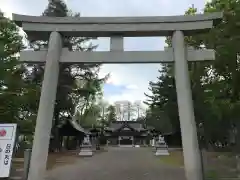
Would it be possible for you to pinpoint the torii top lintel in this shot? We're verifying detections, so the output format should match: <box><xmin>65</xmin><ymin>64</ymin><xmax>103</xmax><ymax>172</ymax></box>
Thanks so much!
<box><xmin>12</xmin><ymin>12</ymin><xmax>222</xmax><ymax>41</ymax></box>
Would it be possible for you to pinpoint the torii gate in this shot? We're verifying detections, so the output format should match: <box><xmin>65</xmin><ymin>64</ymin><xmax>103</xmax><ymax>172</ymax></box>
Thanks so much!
<box><xmin>13</xmin><ymin>12</ymin><xmax>222</xmax><ymax>180</ymax></box>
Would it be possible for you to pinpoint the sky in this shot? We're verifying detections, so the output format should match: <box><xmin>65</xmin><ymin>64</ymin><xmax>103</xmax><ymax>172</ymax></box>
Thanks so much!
<box><xmin>0</xmin><ymin>0</ymin><xmax>209</xmax><ymax>105</ymax></box>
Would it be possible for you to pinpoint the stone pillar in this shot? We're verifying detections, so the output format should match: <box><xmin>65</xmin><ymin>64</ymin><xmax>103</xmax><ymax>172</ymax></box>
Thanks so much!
<box><xmin>172</xmin><ymin>30</ymin><xmax>203</xmax><ymax>180</ymax></box>
<box><xmin>28</xmin><ymin>31</ymin><xmax>62</xmax><ymax>180</ymax></box>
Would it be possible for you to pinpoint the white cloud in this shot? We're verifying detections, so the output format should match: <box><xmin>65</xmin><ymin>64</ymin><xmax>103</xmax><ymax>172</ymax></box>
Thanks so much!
<box><xmin>96</xmin><ymin>36</ymin><xmax>164</xmax><ymax>103</ymax></box>
<box><xmin>100</xmin><ymin>63</ymin><xmax>160</xmax><ymax>104</ymax></box>
<box><xmin>0</xmin><ymin>1</ymin><xmax>13</xmax><ymax>18</ymax></box>
<box><xmin>126</xmin><ymin>85</ymin><xmax>138</xmax><ymax>90</ymax></box>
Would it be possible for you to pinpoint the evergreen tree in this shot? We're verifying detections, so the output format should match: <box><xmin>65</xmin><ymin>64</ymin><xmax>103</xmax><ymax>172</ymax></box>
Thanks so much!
<box><xmin>106</xmin><ymin>105</ymin><xmax>117</xmax><ymax>124</ymax></box>
<box><xmin>144</xmin><ymin>1</ymin><xmax>240</xmax><ymax>150</ymax></box>
<box><xmin>144</xmin><ymin>64</ymin><xmax>178</xmax><ymax>134</ymax></box>
<box><xmin>25</xmin><ymin>0</ymin><xmax>106</xmax><ymax>151</ymax></box>
<box><xmin>43</xmin><ymin>0</ymin><xmax>68</xmax><ymax>17</ymax></box>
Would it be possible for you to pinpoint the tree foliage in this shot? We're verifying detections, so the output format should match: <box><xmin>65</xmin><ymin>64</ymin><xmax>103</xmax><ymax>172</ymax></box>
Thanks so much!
<box><xmin>27</xmin><ymin>0</ymin><xmax>106</xmax><ymax>124</ymax></box>
<box><xmin>0</xmin><ymin>1</ymin><xmax>106</xmax><ymax>151</ymax></box>
<box><xmin>106</xmin><ymin>105</ymin><xmax>117</xmax><ymax>125</ymax></box>
<box><xmin>0</xmin><ymin>10</ymin><xmax>36</xmax><ymax>134</ymax></box>
<box><xmin>144</xmin><ymin>65</ymin><xmax>178</xmax><ymax>134</ymax></box>
<box><xmin>145</xmin><ymin>0</ymin><xmax>240</xmax><ymax>150</ymax></box>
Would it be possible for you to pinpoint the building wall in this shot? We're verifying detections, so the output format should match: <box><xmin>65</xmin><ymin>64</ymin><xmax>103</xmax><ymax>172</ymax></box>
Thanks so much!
<box><xmin>107</xmin><ymin>136</ymin><xmax>148</xmax><ymax>145</ymax></box>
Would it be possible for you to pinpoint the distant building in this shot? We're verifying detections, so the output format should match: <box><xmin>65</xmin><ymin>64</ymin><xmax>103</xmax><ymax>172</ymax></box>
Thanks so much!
<box><xmin>105</xmin><ymin>121</ymin><xmax>150</xmax><ymax>146</ymax></box>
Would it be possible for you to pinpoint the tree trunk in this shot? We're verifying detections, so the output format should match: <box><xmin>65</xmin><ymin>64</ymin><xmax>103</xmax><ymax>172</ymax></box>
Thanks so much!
<box><xmin>234</xmin><ymin>121</ymin><xmax>240</xmax><ymax>178</ymax></box>
<box><xmin>66</xmin><ymin>136</ymin><xmax>70</xmax><ymax>150</ymax></box>
<box><xmin>53</xmin><ymin>109</ymin><xmax>60</xmax><ymax>152</ymax></box>
<box><xmin>59</xmin><ymin>135</ymin><xmax>63</xmax><ymax>151</ymax></box>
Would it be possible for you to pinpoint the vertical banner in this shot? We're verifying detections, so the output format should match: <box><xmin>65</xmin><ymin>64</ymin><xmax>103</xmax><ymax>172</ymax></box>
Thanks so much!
<box><xmin>0</xmin><ymin>124</ymin><xmax>17</xmax><ymax>178</ymax></box>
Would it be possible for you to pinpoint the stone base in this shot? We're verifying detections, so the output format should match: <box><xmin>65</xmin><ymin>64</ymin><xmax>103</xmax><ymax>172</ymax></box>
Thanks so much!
<box><xmin>155</xmin><ymin>149</ymin><xmax>169</xmax><ymax>156</ymax></box>
<box><xmin>96</xmin><ymin>145</ymin><xmax>100</xmax><ymax>150</ymax></box>
<box><xmin>78</xmin><ymin>149</ymin><xmax>93</xmax><ymax>156</ymax></box>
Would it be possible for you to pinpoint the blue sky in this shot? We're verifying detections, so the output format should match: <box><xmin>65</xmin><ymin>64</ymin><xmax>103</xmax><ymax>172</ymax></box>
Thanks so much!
<box><xmin>0</xmin><ymin>0</ymin><xmax>209</xmax><ymax>104</ymax></box>
<box><xmin>104</xmin><ymin>84</ymin><xmax>129</xmax><ymax>95</ymax></box>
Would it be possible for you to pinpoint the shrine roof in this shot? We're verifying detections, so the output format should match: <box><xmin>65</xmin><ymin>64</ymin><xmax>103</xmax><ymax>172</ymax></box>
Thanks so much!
<box><xmin>106</xmin><ymin>121</ymin><xmax>147</xmax><ymax>132</ymax></box>
<box><xmin>59</xmin><ymin>117</ymin><xmax>90</xmax><ymax>136</ymax></box>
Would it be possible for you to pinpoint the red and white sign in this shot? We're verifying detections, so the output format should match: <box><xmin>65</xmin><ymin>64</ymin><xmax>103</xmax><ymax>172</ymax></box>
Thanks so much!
<box><xmin>0</xmin><ymin>124</ymin><xmax>17</xmax><ymax>178</ymax></box>
<box><xmin>0</xmin><ymin>129</ymin><xmax>7</xmax><ymax>137</ymax></box>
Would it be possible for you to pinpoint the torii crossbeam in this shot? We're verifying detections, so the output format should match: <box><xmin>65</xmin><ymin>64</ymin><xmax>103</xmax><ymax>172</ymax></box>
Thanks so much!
<box><xmin>20</xmin><ymin>47</ymin><xmax>215</xmax><ymax>63</ymax></box>
<box><xmin>12</xmin><ymin>12</ymin><xmax>222</xmax><ymax>180</ymax></box>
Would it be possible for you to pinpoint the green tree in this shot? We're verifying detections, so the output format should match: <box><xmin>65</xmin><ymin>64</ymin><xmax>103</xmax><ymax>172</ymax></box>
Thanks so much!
<box><xmin>76</xmin><ymin>103</ymin><xmax>101</xmax><ymax>128</ymax></box>
<box><xmin>25</xmin><ymin>0</ymin><xmax>106</xmax><ymax>151</ymax></box>
<box><xmin>0</xmin><ymin>10</ymin><xmax>33</xmax><ymax>134</ymax></box>
<box><xmin>106</xmin><ymin>105</ymin><xmax>117</xmax><ymax>125</ymax></box>
<box><xmin>203</xmin><ymin>0</ymin><xmax>240</xmax><ymax>148</ymax></box>
<box><xmin>144</xmin><ymin>64</ymin><xmax>178</xmax><ymax>134</ymax></box>
<box><xmin>188</xmin><ymin>0</ymin><xmax>240</xmax><ymax>175</ymax></box>
<box><xmin>180</xmin><ymin>0</ymin><xmax>240</xmax><ymax>149</ymax></box>
<box><xmin>144</xmin><ymin>3</ymin><xmax>232</xmax><ymax>148</ymax></box>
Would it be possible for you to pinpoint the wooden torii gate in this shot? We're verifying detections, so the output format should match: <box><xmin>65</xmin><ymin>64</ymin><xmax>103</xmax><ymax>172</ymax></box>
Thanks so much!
<box><xmin>13</xmin><ymin>12</ymin><xmax>222</xmax><ymax>180</ymax></box>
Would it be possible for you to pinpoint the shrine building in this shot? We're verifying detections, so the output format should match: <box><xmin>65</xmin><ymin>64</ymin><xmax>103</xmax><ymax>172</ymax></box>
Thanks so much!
<box><xmin>104</xmin><ymin>121</ymin><xmax>150</xmax><ymax>146</ymax></box>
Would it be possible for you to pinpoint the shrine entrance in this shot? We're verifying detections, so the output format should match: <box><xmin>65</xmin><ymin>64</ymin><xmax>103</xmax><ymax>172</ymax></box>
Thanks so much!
<box><xmin>13</xmin><ymin>12</ymin><xmax>222</xmax><ymax>180</ymax></box>
<box><xmin>105</xmin><ymin>121</ymin><xmax>147</xmax><ymax>146</ymax></box>
<box><xmin>119</xmin><ymin>136</ymin><xmax>133</xmax><ymax>146</ymax></box>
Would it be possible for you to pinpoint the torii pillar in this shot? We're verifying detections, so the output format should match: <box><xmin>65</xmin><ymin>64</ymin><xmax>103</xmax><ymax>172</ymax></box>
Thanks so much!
<box><xmin>172</xmin><ymin>31</ymin><xmax>203</xmax><ymax>180</ymax></box>
<box><xmin>28</xmin><ymin>31</ymin><xmax>62</xmax><ymax>180</ymax></box>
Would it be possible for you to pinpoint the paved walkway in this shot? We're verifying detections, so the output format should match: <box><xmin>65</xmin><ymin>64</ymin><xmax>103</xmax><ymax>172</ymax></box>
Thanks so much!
<box><xmin>46</xmin><ymin>147</ymin><xmax>186</xmax><ymax>180</ymax></box>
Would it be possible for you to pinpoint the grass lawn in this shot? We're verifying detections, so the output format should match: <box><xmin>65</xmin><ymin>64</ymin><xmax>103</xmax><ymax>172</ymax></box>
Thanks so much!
<box><xmin>11</xmin><ymin>151</ymin><xmax>78</xmax><ymax>173</ymax></box>
<box><xmin>159</xmin><ymin>150</ymin><xmax>238</xmax><ymax>179</ymax></box>
<box><xmin>159</xmin><ymin>150</ymin><xmax>184</xmax><ymax>167</ymax></box>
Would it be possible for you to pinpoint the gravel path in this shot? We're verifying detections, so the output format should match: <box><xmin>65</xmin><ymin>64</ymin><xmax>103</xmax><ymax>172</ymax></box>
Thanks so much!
<box><xmin>45</xmin><ymin>147</ymin><xmax>186</xmax><ymax>180</ymax></box>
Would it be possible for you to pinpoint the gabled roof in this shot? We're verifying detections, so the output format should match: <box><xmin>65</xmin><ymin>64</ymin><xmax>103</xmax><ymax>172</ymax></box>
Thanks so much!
<box><xmin>106</xmin><ymin>121</ymin><xmax>147</xmax><ymax>132</ymax></box>
<box><xmin>116</xmin><ymin>123</ymin><xmax>135</xmax><ymax>132</ymax></box>
<box><xmin>69</xmin><ymin>119</ymin><xmax>90</xmax><ymax>134</ymax></box>
<box><xmin>59</xmin><ymin>117</ymin><xmax>90</xmax><ymax>136</ymax></box>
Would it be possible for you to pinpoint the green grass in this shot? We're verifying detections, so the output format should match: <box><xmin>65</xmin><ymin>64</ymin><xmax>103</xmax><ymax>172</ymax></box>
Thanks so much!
<box><xmin>159</xmin><ymin>150</ymin><xmax>236</xmax><ymax>179</ymax></box>
<box><xmin>205</xmin><ymin>170</ymin><xmax>219</xmax><ymax>180</ymax></box>
<box><xmin>159</xmin><ymin>151</ymin><xmax>184</xmax><ymax>167</ymax></box>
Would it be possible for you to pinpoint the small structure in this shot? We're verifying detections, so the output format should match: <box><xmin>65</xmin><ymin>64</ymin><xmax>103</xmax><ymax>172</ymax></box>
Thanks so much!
<box><xmin>150</xmin><ymin>138</ymin><xmax>156</xmax><ymax>147</ymax></box>
<box><xmin>105</xmin><ymin>121</ymin><xmax>149</xmax><ymax>146</ymax></box>
<box><xmin>59</xmin><ymin>118</ymin><xmax>88</xmax><ymax>150</ymax></box>
<box><xmin>148</xmin><ymin>128</ymin><xmax>160</xmax><ymax>147</ymax></box>
<box><xmin>89</xmin><ymin>127</ymin><xmax>101</xmax><ymax>150</ymax></box>
<box><xmin>78</xmin><ymin>135</ymin><xmax>93</xmax><ymax>156</ymax></box>
<box><xmin>155</xmin><ymin>135</ymin><xmax>169</xmax><ymax>156</ymax></box>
